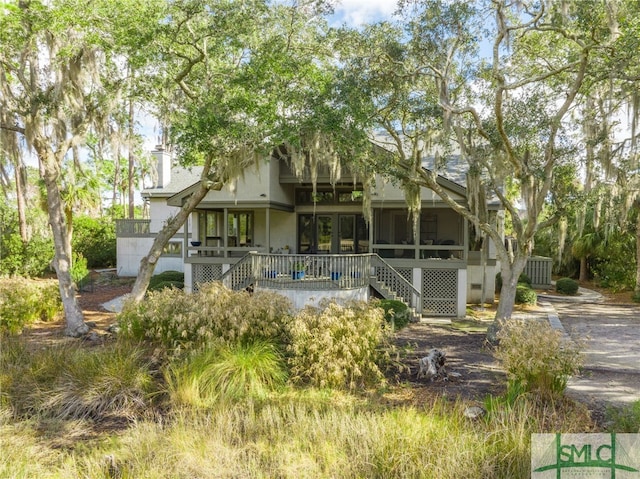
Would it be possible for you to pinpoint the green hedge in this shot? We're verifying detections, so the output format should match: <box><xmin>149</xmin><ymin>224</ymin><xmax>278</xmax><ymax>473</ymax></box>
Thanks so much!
<box><xmin>148</xmin><ymin>271</ymin><xmax>184</xmax><ymax>291</ymax></box>
<box><xmin>555</xmin><ymin>277</ymin><xmax>579</xmax><ymax>295</ymax></box>
<box><xmin>515</xmin><ymin>284</ymin><xmax>537</xmax><ymax>305</ymax></box>
<box><xmin>378</xmin><ymin>299</ymin><xmax>411</xmax><ymax>330</ymax></box>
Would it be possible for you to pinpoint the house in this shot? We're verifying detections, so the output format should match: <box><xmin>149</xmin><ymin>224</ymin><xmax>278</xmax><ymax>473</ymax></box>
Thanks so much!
<box><xmin>116</xmin><ymin>145</ymin><xmax>499</xmax><ymax>318</ymax></box>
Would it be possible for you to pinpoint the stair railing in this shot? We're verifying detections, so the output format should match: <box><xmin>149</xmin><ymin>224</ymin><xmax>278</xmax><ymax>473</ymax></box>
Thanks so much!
<box><xmin>370</xmin><ymin>254</ymin><xmax>421</xmax><ymax>310</ymax></box>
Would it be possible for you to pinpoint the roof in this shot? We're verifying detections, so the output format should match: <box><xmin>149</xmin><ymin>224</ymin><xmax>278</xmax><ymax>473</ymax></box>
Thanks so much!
<box><xmin>141</xmin><ymin>166</ymin><xmax>204</xmax><ymax>198</ymax></box>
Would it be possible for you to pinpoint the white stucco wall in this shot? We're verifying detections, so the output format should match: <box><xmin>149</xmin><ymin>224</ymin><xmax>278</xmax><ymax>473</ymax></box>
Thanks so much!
<box><xmin>149</xmin><ymin>200</ymin><xmax>187</xmax><ymax>233</ymax></box>
<box><xmin>116</xmin><ymin>237</ymin><xmax>185</xmax><ymax>277</ymax></box>
<box><xmin>268</xmin><ymin>210</ymin><xmax>296</xmax><ymax>253</ymax></box>
<box><xmin>467</xmin><ymin>264</ymin><xmax>496</xmax><ymax>304</ymax></box>
<box><xmin>372</xmin><ymin>175</ymin><xmax>464</xmax><ymax>202</ymax></box>
<box><xmin>257</xmin><ymin>286</ymin><xmax>369</xmax><ymax>311</ymax></box>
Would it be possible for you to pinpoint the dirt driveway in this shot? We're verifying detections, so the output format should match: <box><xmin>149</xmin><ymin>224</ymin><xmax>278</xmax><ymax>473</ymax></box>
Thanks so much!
<box><xmin>552</xmin><ymin>301</ymin><xmax>640</xmax><ymax>407</ymax></box>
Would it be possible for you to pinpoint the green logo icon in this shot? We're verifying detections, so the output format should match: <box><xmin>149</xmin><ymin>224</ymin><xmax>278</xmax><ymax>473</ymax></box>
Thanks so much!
<box><xmin>532</xmin><ymin>433</ymin><xmax>640</xmax><ymax>478</ymax></box>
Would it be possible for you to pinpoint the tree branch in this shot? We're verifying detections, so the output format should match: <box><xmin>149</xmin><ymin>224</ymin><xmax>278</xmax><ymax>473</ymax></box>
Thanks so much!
<box><xmin>0</xmin><ymin>123</ymin><xmax>26</xmax><ymax>135</ymax></box>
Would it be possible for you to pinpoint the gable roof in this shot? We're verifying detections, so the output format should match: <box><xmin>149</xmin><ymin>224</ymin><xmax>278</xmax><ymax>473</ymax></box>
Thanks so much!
<box><xmin>142</xmin><ymin>166</ymin><xmax>204</xmax><ymax>198</ymax></box>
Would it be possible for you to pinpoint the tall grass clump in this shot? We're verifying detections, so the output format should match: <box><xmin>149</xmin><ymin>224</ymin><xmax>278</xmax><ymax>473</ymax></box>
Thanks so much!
<box><xmin>287</xmin><ymin>300</ymin><xmax>392</xmax><ymax>390</ymax></box>
<box><xmin>118</xmin><ymin>282</ymin><xmax>293</xmax><ymax>356</ymax></box>
<box><xmin>494</xmin><ymin>319</ymin><xmax>583</xmax><ymax>398</ymax></box>
<box><xmin>4</xmin><ymin>340</ymin><xmax>155</xmax><ymax>420</ymax></box>
<box><xmin>606</xmin><ymin>400</ymin><xmax>640</xmax><ymax>432</ymax></box>
<box><xmin>0</xmin><ymin>278</ymin><xmax>62</xmax><ymax>334</ymax></box>
<box><xmin>164</xmin><ymin>340</ymin><xmax>287</xmax><ymax>408</ymax></box>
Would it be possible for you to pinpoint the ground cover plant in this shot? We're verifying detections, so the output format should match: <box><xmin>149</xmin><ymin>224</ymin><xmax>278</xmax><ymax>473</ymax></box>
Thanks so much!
<box><xmin>0</xmin><ymin>281</ymin><xmax>599</xmax><ymax>478</ymax></box>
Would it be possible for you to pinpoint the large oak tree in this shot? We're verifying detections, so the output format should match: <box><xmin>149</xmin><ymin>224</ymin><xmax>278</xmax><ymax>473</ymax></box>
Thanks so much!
<box><xmin>334</xmin><ymin>0</ymin><xmax>623</xmax><ymax>330</ymax></box>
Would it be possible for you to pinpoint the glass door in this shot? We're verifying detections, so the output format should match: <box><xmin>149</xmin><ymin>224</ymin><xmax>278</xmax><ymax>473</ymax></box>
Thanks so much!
<box><xmin>316</xmin><ymin>216</ymin><xmax>332</xmax><ymax>253</ymax></box>
<box><xmin>298</xmin><ymin>214</ymin><xmax>368</xmax><ymax>254</ymax></box>
<box><xmin>339</xmin><ymin>215</ymin><xmax>369</xmax><ymax>254</ymax></box>
<box><xmin>298</xmin><ymin>214</ymin><xmax>333</xmax><ymax>254</ymax></box>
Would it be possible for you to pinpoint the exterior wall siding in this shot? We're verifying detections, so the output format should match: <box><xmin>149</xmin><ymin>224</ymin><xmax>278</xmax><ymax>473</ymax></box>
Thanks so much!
<box><xmin>116</xmin><ymin>237</ymin><xmax>184</xmax><ymax>277</ymax></box>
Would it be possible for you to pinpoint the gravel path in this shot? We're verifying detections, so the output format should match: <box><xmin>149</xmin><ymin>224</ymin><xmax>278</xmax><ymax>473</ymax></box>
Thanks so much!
<box><xmin>553</xmin><ymin>302</ymin><xmax>640</xmax><ymax>407</ymax></box>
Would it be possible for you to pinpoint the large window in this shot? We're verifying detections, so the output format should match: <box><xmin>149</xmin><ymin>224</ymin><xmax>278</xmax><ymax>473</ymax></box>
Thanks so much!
<box><xmin>295</xmin><ymin>188</ymin><xmax>364</xmax><ymax>205</ymax></box>
<box><xmin>298</xmin><ymin>214</ymin><xmax>368</xmax><ymax>254</ymax></box>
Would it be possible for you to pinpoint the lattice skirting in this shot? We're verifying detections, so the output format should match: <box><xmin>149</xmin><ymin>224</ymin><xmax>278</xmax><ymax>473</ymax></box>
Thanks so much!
<box><xmin>395</xmin><ymin>267</ymin><xmax>413</xmax><ymax>284</ymax></box>
<box><xmin>192</xmin><ymin>264</ymin><xmax>223</xmax><ymax>292</ymax></box>
<box><xmin>422</xmin><ymin>269</ymin><xmax>458</xmax><ymax>316</ymax></box>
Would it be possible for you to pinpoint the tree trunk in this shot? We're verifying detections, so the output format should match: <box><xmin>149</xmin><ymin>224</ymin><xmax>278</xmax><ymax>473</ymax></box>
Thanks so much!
<box><xmin>130</xmin><ymin>162</ymin><xmax>215</xmax><ymax>303</ymax></box>
<box><xmin>113</xmin><ymin>147</ymin><xmax>120</xmax><ymax>213</ymax></box>
<box><xmin>487</xmin><ymin>253</ymin><xmax>528</xmax><ymax>343</ymax></box>
<box><xmin>40</xmin><ymin>151</ymin><xmax>88</xmax><ymax>337</ymax></box>
<box><xmin>14</xmin><ymin>162</ymin><xmax>29</xmax><ymax>242</ymax></box>
<box><xmin>579</xmin><ymin>256</ymin><xmax>588</xmax><ymax>283</ymax></box>
<box><xmin>128</xmin><ymin>95</ymin><xmax>135</xmax><ymax>219</ymax></box>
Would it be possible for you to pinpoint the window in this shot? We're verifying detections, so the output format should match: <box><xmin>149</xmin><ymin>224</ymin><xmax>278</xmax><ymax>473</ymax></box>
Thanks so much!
<box><xmin>295</xmin><ymin>188</ymin><xmax>363</xmax><ymax>205</ymax></box>
<box><xmin>162</xmin><ymin>241</ymin><xmax>182</xmax><ymax>256</ymax></box>
<box><xmin>228</xmin><ymin>212</ymin><xmax>253</xmax><ymax>247</ymax></box>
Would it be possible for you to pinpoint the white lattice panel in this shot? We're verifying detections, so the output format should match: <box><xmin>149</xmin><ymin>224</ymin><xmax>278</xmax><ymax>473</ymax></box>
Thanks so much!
<box><xmin>396</xmin><ymin>268</ymin><xmax>413</xmax><ymax>284</ymax></box>
<box><xmin>192</xmin><ymin>264</ymin><xmax>223</xmax><ymax>292</ymax></box>
<box><xmin>422</xmin><ymin>269</ymin><xmax>458</xmax><ymax>316</ymax></box>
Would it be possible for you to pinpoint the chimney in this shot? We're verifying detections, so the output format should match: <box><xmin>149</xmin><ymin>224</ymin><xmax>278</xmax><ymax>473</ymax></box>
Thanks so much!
<box><xmin>151</xmin><ymin>144</ymin><xmax>172</xmax><ymax>188</ymax></box>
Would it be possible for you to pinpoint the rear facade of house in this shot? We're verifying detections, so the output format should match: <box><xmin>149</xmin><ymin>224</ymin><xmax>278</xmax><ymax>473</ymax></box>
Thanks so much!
<box><xmin>116</xmin><ymin>147</ymin><xmax>499</xmax><ymax>318</ymax></box>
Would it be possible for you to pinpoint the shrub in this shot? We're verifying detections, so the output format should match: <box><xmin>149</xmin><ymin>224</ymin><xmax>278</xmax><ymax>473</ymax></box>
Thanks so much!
<box><xmin>495</xmin><ymin>272</ymin><xmax>532</xmax><ymax>292</ymax></box>
<box><xmin>70</xmin><ymin>252</ymin><xmax>89</xmax><ymax>288</ymax></box>
<box><xmin>378</xmin><ymin>299</ymin><xmax>411</xmax><ymax>330</ymax></box>
<box><xmin>0</xmin><ymin>278</ymin><xmax>62</xmax><ymax>334</ymax></box>
<box><xmin>0</xmin><ymin>233</ymin><xmax>54</xmax><ymax>278</ymax></box>
<box><xmin>515</xmin><ymin>284</ymin><xmax>537</xmax><ymax>305</ymax></box>
<box><xmin>148</xmin><ymin>280</ymin><xmax>184</xmax><ymax>292</ymax></box>
<box><xmin>164</xmin><ymin>341</ymin><xmax>287</xmax><ymax>408</ymax></box>
<box><xmin>494</xmin><ymin>319</ymin><xmax>583</xmax><ymax>398</ymax></box>
<box><xmin>555</xmin><ymin>277</ymin><xmax>579</xmax><ymax>295</ymax></box>
<box><xmin>118</xmin><ymin>287</ymin><xmax>194</xmax><ymax>350</ymax></box>
<box><xmin>148</xmin><ymin>271</ymin><xmax>184</xmax><ymax>291</ymax></box>
<box><xmin>591</xmin><ymin>230</ymin><xmax>635</xmax><ymax>291</ymax></box>
<box><xmin>72</xmin><ymin>215</ymin><xmax>116</xmax><ymax>268</ymax></box>
<box><xmin>286</xmin><ymin>300</ymin><xmax>392</xmax><ymax>390</ymax></box>
<box><xmin>118</xmin><ymin>282</ymin><xmax>293</xmax><ymax>356</ymax></box>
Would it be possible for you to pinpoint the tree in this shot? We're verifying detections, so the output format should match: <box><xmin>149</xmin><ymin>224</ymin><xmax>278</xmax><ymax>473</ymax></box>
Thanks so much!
<box><xmin>129</xmin><ymin>0</ymin><xmax>362</xmax><ymax>301</ymax></box>
<box><xmin>0</xmin><ymin>0</ymin><xmax>164</xmax><ymax>336</ymax></box>
<box><xmin>0</xmin><ymin>127</ymin><xmax>30</xmax><ymax>242</ymax></box>
<box><xmin>334</xmin><ymin>0</ymin><xmax>621</xmax><ymax>330</ymax></box>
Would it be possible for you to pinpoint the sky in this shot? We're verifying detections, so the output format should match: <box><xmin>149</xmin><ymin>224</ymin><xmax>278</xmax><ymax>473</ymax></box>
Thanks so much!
<box><xmin>329</xmin><ymin>0</ymin><xmax>398</xmax><ymax>27</ymax></box>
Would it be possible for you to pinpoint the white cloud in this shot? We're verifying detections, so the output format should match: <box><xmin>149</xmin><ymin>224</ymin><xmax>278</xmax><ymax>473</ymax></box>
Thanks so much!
<box><xmin>330</xmin><ymin>0</ymin><xmax>398</xmax><ymax>27</ymax></box>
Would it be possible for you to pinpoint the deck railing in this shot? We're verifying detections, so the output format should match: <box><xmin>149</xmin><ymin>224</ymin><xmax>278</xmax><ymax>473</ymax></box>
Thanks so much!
<box><xmin>250</xmin><ymin>253</ymin><xmax>370</xmax><ymax>290</ymax></box>
<box><xmin>371</xmin><ymin>255</ymin><xmax>421</xmax><ymax>308</ymax></box>
<box><xmin>216</xmin><ymin>252</ymin><xmax>423</xmax><ymax>313</ymax></box>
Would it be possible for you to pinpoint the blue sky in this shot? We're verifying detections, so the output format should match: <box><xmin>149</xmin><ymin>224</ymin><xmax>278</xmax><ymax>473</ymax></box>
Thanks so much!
<box><xmin>329</xmin><ymin>0</ymin><xmax>398</xmax><ymax>27</ymax></box>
